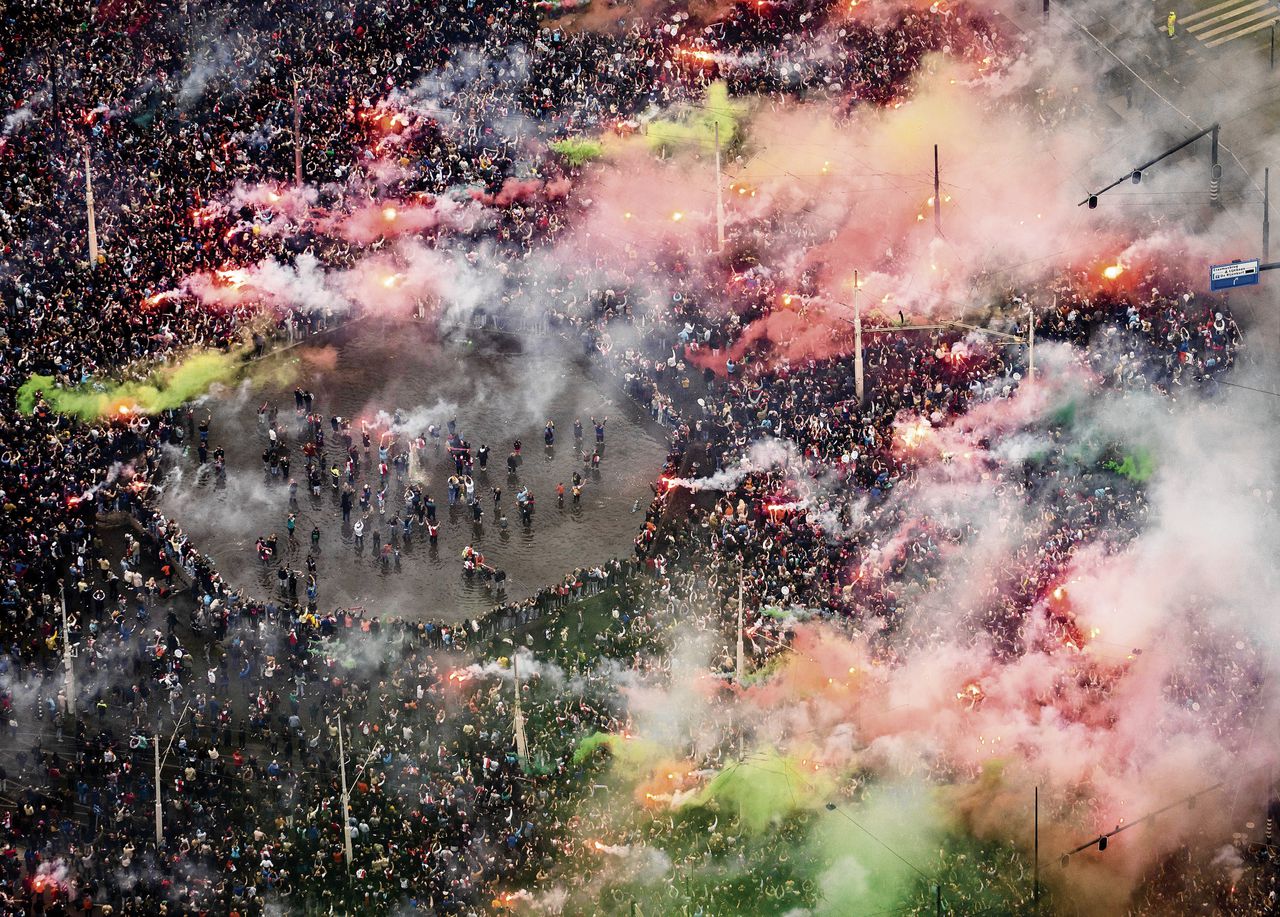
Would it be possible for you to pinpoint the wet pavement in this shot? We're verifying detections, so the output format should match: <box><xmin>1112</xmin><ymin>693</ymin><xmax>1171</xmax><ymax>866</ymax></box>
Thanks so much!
<box><xmin>157</xmin><ymin>321</ymin><xmax>668</xmax><ymax>621</ymax></box>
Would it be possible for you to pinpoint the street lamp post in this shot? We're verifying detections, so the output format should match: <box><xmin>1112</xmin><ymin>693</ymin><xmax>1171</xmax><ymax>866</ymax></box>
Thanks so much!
<box><xmin>335</xmin><ymin>716</ymin><xmax>383</xmax><ymax>872</ymax></box>
<box><xmin>337</xmin><ymin>714</ymin><xmax>353</xmax><ymax>870</ymax></box>
<box><xmin>1027</xmin><ymin>310</ymin><xmax>1036</xmax><ymax>383</ymax></box>
<box><xmin>714</xmin><ymin>122</ymin><xmax>726</xmax><ymax>252</ymax></box>
<box><xmin>852</xmin><ymin>271</ymin><xmax>864</xmax><ymax>404</ymax></box>
<box><xmin>512</xmin><ymin>655</ymin><xmax>529</xmax><ymax>770</ymax></box>
<box><xmin>59</xmin><ymin>583</ymin><xmax>75</xmax><ymax>717</ymax></box>
<box><xmin>154</xmin><ymin>703</ymin><xmax>191</xmax><ymax>849</ymax></box>
<box><xmin>84</xmin><ymin>148</ymin><xmax>99</xmax><ymax>267</ymax></box>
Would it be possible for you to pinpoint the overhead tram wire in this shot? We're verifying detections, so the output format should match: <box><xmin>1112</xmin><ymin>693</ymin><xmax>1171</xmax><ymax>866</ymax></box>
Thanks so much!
<box><xmin>1049</xmin><ymin>758</ymin><xmax>1280</xmax><ymax>871</ymax></box>
<box><xmin>1209</xmin><ymin>378</ymin><xmax>1280</xmax><ymax>398</ymax></box>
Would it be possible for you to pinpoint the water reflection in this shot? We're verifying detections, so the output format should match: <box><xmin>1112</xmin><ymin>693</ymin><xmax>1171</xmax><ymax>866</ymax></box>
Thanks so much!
<box><xmin>161</xmin><ymin>323</ymin><xmax>667</xmax><ymax>620</ymax></box>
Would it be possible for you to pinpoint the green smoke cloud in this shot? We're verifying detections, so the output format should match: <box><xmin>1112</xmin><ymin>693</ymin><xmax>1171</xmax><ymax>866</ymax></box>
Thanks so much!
<box><xmin>17</xmin><ymin>348</ymin><xmax>247</xmax><ymax>420</ymax></box>
<box><xmin>550</xmin><ymin>136</ymin><xmax>606</xmax><ymax>166</ymax></box>
<box><xmin>685</xmin><ymin>750</ymin><xmax>834</xmax><ymax>833</ymax></box>
<box><xmin>1104</xmin><ymin>448</ymin><xmax>1156</xmax><ymax>482</ymax></box>
<box><xmin>807</xmin><ymin>784</ymin><xmax>943</xmax><ymax>916</ymax></box>
<box><xmin>647</xmin><ymin>82</ymin><xmax>748</xmax><ymax>155</ymax></box>
<box><xmin>572</xmin><ymin>731</ymin><xmax>664</xmax><ymax>769</ymax></box>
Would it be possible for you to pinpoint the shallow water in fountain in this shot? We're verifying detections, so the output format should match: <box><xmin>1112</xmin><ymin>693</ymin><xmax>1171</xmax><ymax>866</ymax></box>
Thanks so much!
<box><xmin>158</xmin><ymin>321</ymin><xmax>668</xmax><ymax>621</ymax></box>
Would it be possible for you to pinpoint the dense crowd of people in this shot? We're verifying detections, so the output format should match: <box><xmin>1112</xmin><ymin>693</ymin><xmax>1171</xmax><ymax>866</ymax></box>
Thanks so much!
<box><xmin>0</xmin><ymin>0</ymin><xmax>1274</xmax><ymax>913</ymax></box>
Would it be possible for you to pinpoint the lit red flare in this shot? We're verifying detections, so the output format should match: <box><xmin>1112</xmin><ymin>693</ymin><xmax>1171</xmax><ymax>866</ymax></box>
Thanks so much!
<box><xmin>897</xmin><ymin>418</ymin><xmax>933</xmax><ymax>450</ymax></box>
<box><xmin>189</xmin><ymin>203</ymin><xmax>225</xmax><ymax>227</ymax></box>
<box><xmin>677</xmin><ymin>48</ymin><xmax>718</xmax><ymax>65</ymax></box>
<box><xmin>142</xmin><ymin>290</ymin><xmax>183</xmax><ymax>310</ymax></box>
<box><xmin>214</xmin><ymin>268</ymin><xmax>250</xmax><ymax>290</ymax></box>
<box><xmin>956</xmin><ymin>680</ymin><xmax>985</xmax><ymax>707</ymax></box>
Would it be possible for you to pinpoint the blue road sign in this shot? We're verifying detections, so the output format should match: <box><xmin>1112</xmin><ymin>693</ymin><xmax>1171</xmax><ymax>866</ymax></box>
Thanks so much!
<box><xmin>1209</xmin><ymin>259</ymin><xmax>1260</xmax><ymax>291</ymax></box>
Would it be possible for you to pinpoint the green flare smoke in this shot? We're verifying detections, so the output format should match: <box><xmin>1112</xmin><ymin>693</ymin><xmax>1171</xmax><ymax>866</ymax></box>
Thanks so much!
<box><xmin>550</xmin><ymin>137</ymin><xmax>605</xmax><ymax>166</ymax></box>
<box><xmin>572</xmin><ymin>731</ymin><xmax>664</xmax><ymax>769</ymax></box>
<box><xmin>17</xmin><ymin>348</ymin><xmax>247</xmax><ymax>420</ymax></box>
<box><xmin>647</xmin><ymin>82</ymin><xmax>748</xmax><ymax>154</ymax></box>
<box><xmin>1105</xmin><ymin>448</ymin><xmax>1156</xmax><ymax>482</ymax></box>
<box><xmin>685</xmin><ymin>750</ymin><xmax>833</xmax><ymax>833</ymax></box>
<box><xmin>806</xmin><ymin>785</ymin><xmax>943</xmax><ymax>915</ymax></box>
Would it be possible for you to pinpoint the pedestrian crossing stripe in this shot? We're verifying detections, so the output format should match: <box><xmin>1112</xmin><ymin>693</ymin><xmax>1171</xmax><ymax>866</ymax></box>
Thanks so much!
<box><xmin>1180</xmin><ymin>0</ymin><xmax>1257</xmax><ymax>24</ymax></box>
<box><xmin>1181</xmin><ymin>0</ymin><xmax>1280</xmax><ymax>48</ymax></box>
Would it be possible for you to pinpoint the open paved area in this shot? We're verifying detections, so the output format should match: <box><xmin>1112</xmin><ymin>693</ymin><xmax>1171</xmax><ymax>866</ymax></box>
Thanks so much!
<box><xmin>158</xmin><ymin>321</ymin><xmax>667</xmax><ymax>619</ymax></box>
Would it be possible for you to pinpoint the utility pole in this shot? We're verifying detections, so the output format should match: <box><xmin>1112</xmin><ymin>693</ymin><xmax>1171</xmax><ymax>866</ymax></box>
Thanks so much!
<box><xmin>153</xmin><ymin>703</ymin><xmax>190</xmax><ymax>850</ymax></box>
<box><xmin>1034</xmin><ymin>786</ymin><xmax>1041</xmax><ymax>913</ymax></box>
<box><xmin>293</xmin><ymin>79</ymin><xmax>304</xmax><ymax>187</ymax></box>
<box><xmin>933</xmin><ymin>145</ymin><xmax>941</xmax><ymax>235</ymax></box>
<box><xmin>337</xmin><ymin>714</ymin><xmax>353</xmax><ymax>871</ymax></box>
<box><xmin>84</xmin><ymin>148</ymin><xmax>99</xmax><ymax>267</ymax></box>
<box><xmin>1264</xmin><ymin>167</ymin><xmax>1271</xmax><ymax>262</ymax></box>
<box><xmin>1210</xmin><ymin>124</ymin><xmax>1222</xmax><ymax>208</ymax></box>
<box><xmin>714</xmin><ymin>122</ymin><xmax>726</xmax><ymax>252</ymax></box>
<box><xmin>512</xmin><ymin>655</ymin><xmax>529</xmax><ymax>770</ymax></box>
<box><xmin>154</xmin><ymin>735</ymin><xmax>163</xmax><ymax>848</ymax></box>
<box><xmin>50</xmin><ymin>50</ymin><xmax>60</xmax><ymax>162</ymax></box>
<box><xmin>1027</xmin><ymin>310</ymin><xmax>1036</xmax><ymax>383</ymax></box>
<box><xmin>852</xmin><ymin>271</ymin><xmax>865</xmax><ymax>404</ymax></box>
<box><xmin>59</xmin><ymin>583</ymin><xmax>75</xmax><ymax>716</ymax></box>
<box><xmin>834</xmin><ymin>296</ymin><xmax>1030</xmax><ymax>400</ymax></box>
<box><xmin>735</xmin><ymin>564</ymin><xmax>745</xmax><ymax>683</ymax></box>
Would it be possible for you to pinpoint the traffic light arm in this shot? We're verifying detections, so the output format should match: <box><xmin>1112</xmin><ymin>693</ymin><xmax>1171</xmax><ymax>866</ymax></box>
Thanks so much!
<box><xmin>1079</xmin><ymin>123</ymin><xmax>1219</xmax><ymax>207</ymax></box>
<box><xmin>1058</xmin><ymin>781</ymin><xmax>1224</xmax><ymax>865</ymax></box>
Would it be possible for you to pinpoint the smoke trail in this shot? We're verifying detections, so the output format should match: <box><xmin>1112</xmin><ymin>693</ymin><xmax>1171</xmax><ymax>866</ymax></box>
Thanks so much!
<box><xmin>17</xmin><ymin>348</ymin><xmax>248</xmax><ymax>420</ymax></box>
<box><xmin>665</xmin><ymin>439</ymin><xmax>803</xmax><ymax>491</ymax></box>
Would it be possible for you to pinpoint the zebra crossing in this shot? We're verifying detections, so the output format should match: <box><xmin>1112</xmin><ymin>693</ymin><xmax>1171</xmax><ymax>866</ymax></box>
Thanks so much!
<box><xmin>1179</xmin><ymin>0</ymin><xmax>1280</xmax><ymax>50</ymax></box>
